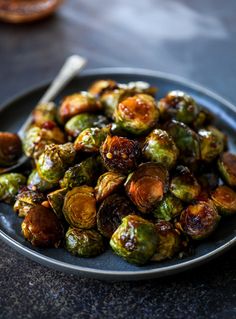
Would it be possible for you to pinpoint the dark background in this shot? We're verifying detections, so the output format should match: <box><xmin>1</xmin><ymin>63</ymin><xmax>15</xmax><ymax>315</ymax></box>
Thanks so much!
<box><xmin>1</xmin><ymin>1</ymin><xmax>236</xmax><ymax>318</ymax></box>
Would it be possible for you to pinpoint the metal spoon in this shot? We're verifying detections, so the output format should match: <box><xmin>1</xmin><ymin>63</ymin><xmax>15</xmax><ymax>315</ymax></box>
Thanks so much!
<box><xmin>0</xmin><ymin>55</ymin><xmax>87</xmax><ymax>174</ymax></box>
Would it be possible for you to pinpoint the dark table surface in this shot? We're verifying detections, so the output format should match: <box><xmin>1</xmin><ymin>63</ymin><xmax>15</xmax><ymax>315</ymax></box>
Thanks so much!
<box><xmin>1</xmin><ymin>1</ymin><xmax>236</xmax><ymax>318</ymax></box>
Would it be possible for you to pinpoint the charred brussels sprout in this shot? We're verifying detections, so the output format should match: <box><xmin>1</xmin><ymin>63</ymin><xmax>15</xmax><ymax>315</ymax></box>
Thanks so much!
<box><xmin>100</xmin><ymin>135</ymin><xmax>140</xmax><ymax>174</ymax></box>
<box><xmin>14</xmin><ymin>189</ymin><xmax>45</xmax><ymax>217</ymax></box>
<box><xmin>151</xmin><ymin>221</ymin><xmax>180</xmax><ymax>261</ymax></box>
<box><xmin>27</xmin><ymin>169</ymin><xmax>58</xmax><ymax>192</ymax></box>
<box><xmin>95</xmin><ymin>172</ymin><xmax>126</xmax><ymax>202</ymax></box>
<box><xmin>0</xmin><ymin>173</ymin><xmax>26</xmax><ymax>204</ymax></box>
<box><xmin>211</xmin><ymin>185</ymin><xmax>236</xmax><ymax>215</ymax></box>
<box><xmin>170</xmin><ymin>166</ymin><xmax>201</xmax><ymax>202</ymax></box>
<box><xmin>153</xmin><ymin>193</ymin><xmax>183</xmax><ymax>221</ymax></box>
<box><xmin>218</xmin><ymin>152</ymin><xmax>236</xmax><ymax>187</ymax></box>
<box><xmin>62</xmin><ymin>186</ymin><xmax>96</xmax><ymax>229</ymax></box>
<box><xmin>142</xmin><ymin>129</ymin><xmax>179</xmax><ymax>169</ymax></box>
<box><xmin>110</xmin><ymin>215</ymin><xmax>157</xmax><ymax>265</ymax></box>
<box><xmin>125</xmin><ymin>163</ymin><xmax>169</xmax><ymax>213</ymax></box>
<box><xmin>65</xmin><ymin>227</ymin><xmax>104</xmax><ymax>257</ymax></box>
<box><xmin>37</xmin><ymin>143</ymin><xmax>76</xmax><ymax>183</ymax></box>
<box><xmin>47</xmin><ymin>188</ymin><xmax>67</xmax><ymax>219</ymax></box>
<box><xmin>32</xmin><ymin>102</ymin><xmax>57</xmax><ymax>126</ymax></box>
<box><xmin>0</xmin><ymin>132</ymin><xmax>22</xmax><ymax>167</ymax></box>
<box><xmin>74</xmin><ymin>127</ymin><xmax>109</xmax><ymax>153</ymax></box>
<box><xmin>114</xmin><ymin>94</ymin><xmax>159</xmax><ymax>135</ymax></box>
<box><xmin>97</xmin><ymin>194</ymin><xmax>136</xmax><ymax>238</ymax></box>
<box><xmin>88</xmin><ymin>79</ymin><xmax>118</xmax><ymax>96</ymax></box>
<box><xmin>21</xmin><ymin>205</ymin><xmax>63</xmax><ymax>247</ymax></box>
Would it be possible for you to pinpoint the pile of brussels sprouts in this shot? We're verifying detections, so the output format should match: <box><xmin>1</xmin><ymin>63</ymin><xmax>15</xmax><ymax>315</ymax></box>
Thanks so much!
<box><xmin>0</xmin><ymin>79</ymin><xmax>236</xmax><ymax>265</ymax></box>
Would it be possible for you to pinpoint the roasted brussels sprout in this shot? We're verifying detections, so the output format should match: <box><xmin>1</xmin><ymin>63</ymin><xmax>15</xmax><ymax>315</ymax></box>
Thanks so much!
<box><xmin>170</xmin><ymin>166</ymin><xmax>201</xmax><ymax>202</ymax></box>
<box><xmin>211</xmin><ymin>185</ymin><xmax>236</xmax><ymax>215</ymax></box>
<box><xmin>100</xmin><ymin>135</ymin><xmax>140</xmax><ymax>174</ymax></box>
<box><xmin>180</xmin><ymin>201</ymin><xmax>220</xmax><ymax>240</ymax></box>
<box><xmin>88</xmin><ymin>79</ymin><xmax>118</xmax><ymax>96</ymax></box>
<box><xmin>47</xmin><ymin>188</ymin><xmax>67</xmax><ymax>219</ymax></box>
<box><xmin>158</xmin><ymin>90</ymin><xmax>199</xmax><ymax>124</ymax></box>
<box><xmin>74</xmin><ymin>127</ymin><xmax>109</xmax><ymax>153</ymax></box>
<box><xmin>65</xmin><ymin>227</ymin><xmax>104</xmax><ymax>257</ymax></box>
<box><xmin>218</xmin><ymin>152</ymin><xmax>236</xmax><ymax>187</ymax></box>
<box><xmin>59</xmin><ymin>92</ymin><xmax>101</xmax><ymax>123</ymax></box>
<box><xmin>100</xmin><ymin>89</ymin><xmax>129</xmax><ymax>119</ymax></box>
<box><xmin>110</xmin><ymin>215</ymin><xmax>158</xmax><ymax>265</ymax></box>
<box><xmin>95</xmin><ymin>172</ymin><xmax>126</xmax><ymax>202</ymax></box>
<box><xmin>0</xmin><ymin>132</ymin><xmax>22</xmax><ymax>167</ymax></box>
<box><xmin>65</xmin><ymin>113</ymin><xmax>108</xmax><ymax>139</ymax></box>
<box><xmin>21</xmin><ymin>205</ymin><xmax>63</xmax><ymax>247</ymax></box>
<box><xmin>14</xmin><ymin>189</ymin><xmax>45</xmax><ymax>217</ymax></box>
<box><xmin>37</xmin><ymin>143</ymin><xmax>76</xmax><ymax>183</ymax></box>
<box><xmin>62</xmin><ymin>186</ymin><xmax>96</xmax><ymax>229</ymax></box>
<box><xmin>97</xmin><ymin>194</ymin><xmax>136</xmax><ymax>238</ymax></box>
<box><xmin>114</xmin><ymin>94</ymin><xmax>159</xmax><ymax>135</ymax></box>
<box><xmin>0</xmin><ymin>173</ymin><xmax>26</xmax><ymax>204</ymax></box>
<box><xmin>152</xmin><ymin>193</ymin><xmax>183</xmax><ymax>221</ymax></box>
<box><xmin>142</xmin><ymin>129</ymin><xmax>179</xmax><ymax>169</ymax></box>
<box><xmin>27</xmin><ymin>169</ymin><xmax>58</xmax><ymax>192</ymax></box>
<box><xmin>118</xmin><ymin>81</ymin><xmax>157</xmax><ymax>96</ymax></box>
<box><xmin>193</xmin><ymin>108</ymin><xmax>213</xmax><ymax>130</ymax></box>
<box><xmin>125</xmin><ymin>163</ymin><xmax>169</xmax><ymax>213</ymax></box>
<box><xmin>32</xmin><ymin>102</ymin><xmax>57</xmax><ymax>127</ymax></box>
<box><xmin>151</xmin><ymin>221</ymin><xmax>180</xmax><ymax>261</ymax></box>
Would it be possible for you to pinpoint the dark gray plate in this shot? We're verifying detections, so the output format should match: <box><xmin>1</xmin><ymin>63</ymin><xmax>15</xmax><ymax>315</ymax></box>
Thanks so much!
<box><xmin>0</xmin><ymin>68</ymin><xmax>236</xmax><ymax>281</ymax></box>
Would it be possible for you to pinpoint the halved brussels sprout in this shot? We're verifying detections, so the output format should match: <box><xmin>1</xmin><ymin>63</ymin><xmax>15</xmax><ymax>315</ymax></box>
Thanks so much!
<box><xmin>100</xmin><ymin>135</ymin><xmax>140</xmax><ymax>174</ymax></box>
<box><xmin>198</xmin><ymin>126</ymin><xmax>226</xmax><ymax>162</ymax></box>
<box><xmin>62</xmin><ymin>186</ymin><xmax>96</xmax><ymax>229</ymax></box>
<box><xmin>27</xmin><ymin>169</ymin><xmax>58</xmax><ymax>192</ymax></box>
<box><xmin>158</xmin><ymin>90</ymin><xmax>199</xmax><ymax>124</ymax></box>
<box><xmin>170</xmin><ymin>166</ymin><xmax>201</xmax><ymax>202</ymax></box>
<box><xmin>95</xmin><ymin>171</ymin><xmax>126</xmax><ymax>202</ymax></box>
<box><xmin>125</xmin><ymin>163</ymin><xmax>169</xmax><ymax>213</ymax></box>
<box><xmin>211</xmin><ymin>185</ymin><xmax>236</xmax><ymax>215</ymax></box>
<box><xmin>21</xmin><ymin>205</ymin><xmax>63</xmax><ymax>247</ymax></box>
<box><xmin>65</xmin><ymin>113</ymin><xmax>109</xmax><ymax>139</ymax></box>
<box><xmin>59</xmin><ymin>92</ymin><xmax>101</xmax><ymax>123</ymax></box>
<box><xmin>218</xmin><ymin>152</ymin><xmax>236</xmax><ymax>187</ymax></box>
<box><xmin>37</xmin><ymin>143</ymin><xmax>76</xmax><ymax>183</ymax></box>
<box><xmin>100</xmin><ymin>89</ymin><xmax>130</xmax><ymax>119</ymax></box>
<box><xmin>74</xmin><ymin>127</ymin><xmax>109</xmax><ymax>153</ymax></box>
<box><xmin>14</xmin><ymin>189</ymin><xmax>45</xmax><ymax>217</ymax></box>
<box><xmin>0</xmin><ymin>132</ymin><xmax>22</xmax><ymax>167</ymax></box>
<box><xmin>0</xmin><ymin>173</ymin><xmax>26</xmax><ymax>204</ymax></box>
<box><xmin>110</xmin><ymin>215</ymin><xmax>157</xmax><ymax>265</ymax></box>
<box><xmin>88</xmin><ymin>79</ymin><xmax>118</xmax><ymax>96</ymax></box>
<box><xmin>180</xmin><ymin>201</ymin><xmax>220</xmax><ymax>240</ymax></box>
<box><xmin>142</xmin><ymin>129</ymin><xmax>179</xmax><ymax>169</ymax></box>
<box><xmin>97</xmin><ymin>194</ymin><xmax>136</xmax><ymax>238</ymax></box>
<box><xmin>152</xmin><ymin>192</ymin><xmax>183</xmax><ymax>221</ymax></box>
<box><xmin>32</xmin><ymin>102</ymin><xmax>57</xmax><ymax>127</ymax></box>
<box><xmin>114</xmin><ymin>94</ymin><xmax>159</xmax><ymax>135</ymax></box>
<box><xmin>151</xmin><ymin>221</ymin><xmax>180</xmax><ymax>261</ymax></box>
<box><xmin>65</xmin><ymin>227</ymin><xmax>104</xmax><ymax>257</ymax></box>
<box><xmin>47</xmin><ymin>188</ymin><xmax>67</xmax><ymax>219</ymax></box>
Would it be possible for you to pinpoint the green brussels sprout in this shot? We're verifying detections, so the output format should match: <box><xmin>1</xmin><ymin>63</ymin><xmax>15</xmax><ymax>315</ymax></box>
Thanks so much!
<box><xmin>47</xmin><ymin>188</ymin><xmax>67</xmax><ymax>219</ymax></box>
<box><xmin>158</xmin><ymin>90</ymin><xmax>199</xmax><ymax>124</ymax></box>
<box><xmin>100</xmin><ymin>135</ymin><xmax>140</xmax><ymax>174</ymax></box>
<box><xmin>27</xmin><ymin>169</ymin><xmax>58</xmax><ymax>192</ymax></box>
<box><xmin>0</xmin><ymin>173</ymin><xmax>26</xmax><ymax>204</ymax></box>
<box><xmin>166</xmin><ymin>120</ymin><xmax>200</xmax><ymax>166</ymax></box>
<box><xmin>211</xmin><ymin>185</ymin><xmax>236</xmax><ymax>215</ymax></box>
<box><xmin>198</xmin><ymin>126</ymin><xmax>226</xmax><ymax>162</ymax></box>
<box><xmin>59</xmin><ymin>92</ymin><xmax>101</xmax><ymax>123</ymax></box>
<box><xmin>97</xmin><ymin>194</ymin><xmax>136</xmax><ymax>238</ymax></box>
<box><xmin>100</xmin><ymin>89</ymin><xmax>130</xmax><ymax>119</ymax></box>
<box><xmin>0</xmin><ymin>132</ymin><xmax>22</xmax><ymax>167</ymax></box>
<box><xmin>32</xmin><ymin>102</ymin><xmax>57</xmax><ymax>127</ymax></box>
<box><xmin>142</xmin><ymin>129</ymin><xmax>179</xmax><ymax>169</ymax></box>
<box><xmin>65</xmin><ymin>113</ymin><xmax>109</xmax><ymax>139</ymax></box>
<box><xmin>21</xmin><ymin>205</ymin><xmax>64</xmax><ymax>247</ymax></box>
<box><xmin>218</xmin><ymin>152</ymin><xmax>236</xmax><ymax>187</ymax></box>
<box><xmin>65</xmin><ymin>227</ymin><xmax>104</xmax><ymax>257</ymax></box>
<box><xmin>14</xmin><ymin>189</ymin><xmax>45</xmax><ymax>217</ymax></box>
<box><xmin>170</xmin><ymin>166</ymin><xmax>201</xmax><ymax>202</ymax></box>
<box><xmin>180</xmin><ymin>201</ymin><xmax>220</xmax><ymax>240</ymax></box>
<box><xmin>74</xmin><ymin>127</ymin><xmax>109</xmax><ymax>153</ymax></box>
<box><xmin>88</xmin><ymin>79</ymin><xmax>118</xmax><ymax>96</ymax></box>
<box><xmin>125</xmin><ymin>163</ymin><xmax>169</xmax><ymax>213</ymax></box>
<box><xmin>193</xmin><ymin>108</ymin><xmax>213</xmax><ymax>130</ymax></box>
<box><xmin>62</xmin><ymin>186</ymin><xmax>96</xmax><ymax>229</ymax></box>
<box><xmin>110</xmin><ymin>215</ymin><xmax>158</xmax><ymax>265</ymax></box>
<box><xmin>37</xmin><ymin>143</ymin><xmax>76</xmax><ymax>183</ymax></box>
<box><xmin>152</xmin><ymin>192</ymin><xmax>183</xmax><ymax>221</ymax></box>
<box><xmin>95</xmin><ymin>171</ymin><xmax>126</xmax><ymax>202</ymax></box>
<box><xmin>118</xmin><ymin>81</ymin><xmax>157</xmax><ymax>96</ymax></box>
<box><xmin>151</xmin><ymin>221</ymin><xmax>180</xmax><ymax>261</ymax></box>
<box><xmin>114</xmin><ymin>94</ymin><xmax>159</xmax><ymax>135</ymax></box>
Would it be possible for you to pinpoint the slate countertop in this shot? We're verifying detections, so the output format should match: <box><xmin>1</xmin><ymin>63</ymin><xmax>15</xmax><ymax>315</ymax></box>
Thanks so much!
<box><xmin>0</xmin><ymin>1</ymin><xmax>236</xmax><ymax>318</ymax></box>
